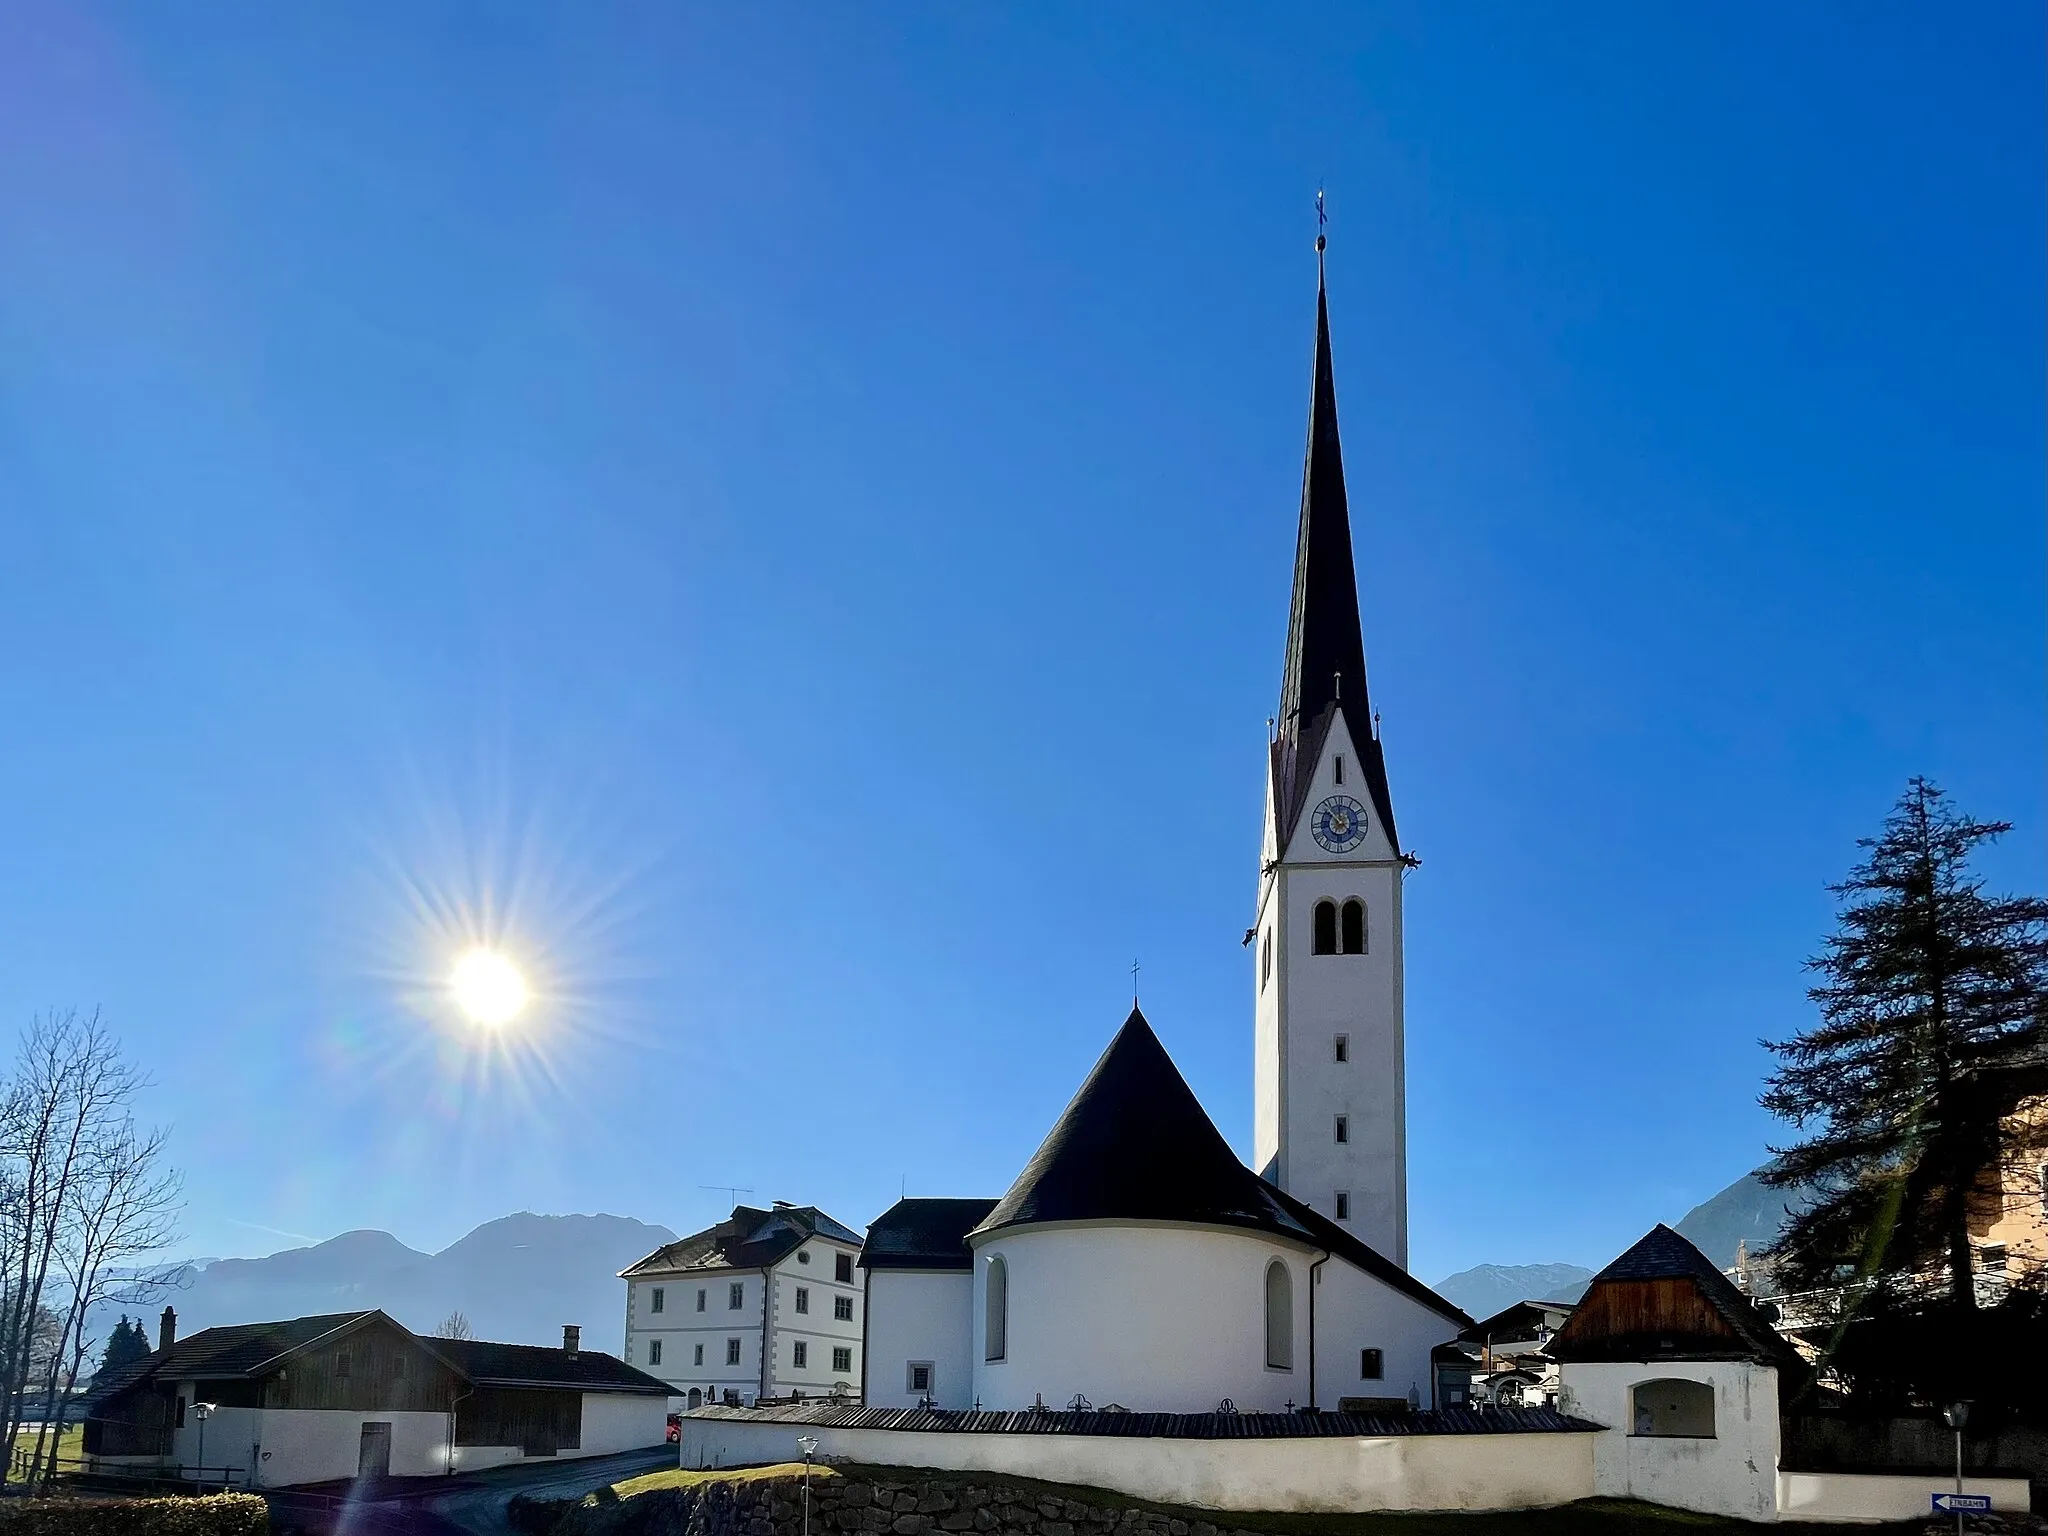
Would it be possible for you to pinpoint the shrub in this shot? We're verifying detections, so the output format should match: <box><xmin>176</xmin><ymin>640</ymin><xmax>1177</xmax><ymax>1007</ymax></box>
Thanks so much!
<box><xmin>507</xmin><ymin>1493</ymin><xmax>582</xmax><ymax>1534</ymax></box>
<box><xmin>0</xmin><ymin>1493</ymin><xmax>267</xmax><ymax>1535</ymax></box>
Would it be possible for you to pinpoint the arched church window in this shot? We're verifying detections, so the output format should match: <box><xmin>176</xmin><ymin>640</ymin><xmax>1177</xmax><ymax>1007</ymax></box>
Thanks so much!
<box><xmin>984</xmin><ymin>1256</ymin><xmax>1007</xmax><ymax>1362</ymax></box>
<box><xmin>1312</xmin><ymin>901</ymin><xmax>1337</xmax><ymax>955</ymax></box>
<box><xmin>1340</xmin><ymin>899</ymin><xmax>1366</xmax><ymax>955</ymax></box>
<box><xmin>1264</xmin><ymin>1260</ymin><xmax>1293</xmax><ymax>1370</ymax></box>
<box><xmin>1261</xmin><ymin>929</ymin><xmax>1272</xmax><ymax>990</ymax></box>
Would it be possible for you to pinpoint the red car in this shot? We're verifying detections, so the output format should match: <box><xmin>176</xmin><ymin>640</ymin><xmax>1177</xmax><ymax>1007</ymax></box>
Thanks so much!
<box><xmin>666</xmin><ymin>1412</ymin><xmax>682</xmax><ymax>1444</ymax></box>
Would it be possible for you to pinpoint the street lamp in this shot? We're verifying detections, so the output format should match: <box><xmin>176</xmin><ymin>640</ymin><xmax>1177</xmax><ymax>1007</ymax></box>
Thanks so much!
<box><xmin>1942</xmin><ymin>1403</ymin><xmax>1970</xmax><ymax>1536</ymax></box>
<box><xmin>798</xmin><ymin>1434</ymin><xmax>821</xmax><ymax>1536</ymax></box>
<box><xmin>191</xmin><ymin>1402</ymin><xmax>216</xmax><ymax>1490</ymax></box>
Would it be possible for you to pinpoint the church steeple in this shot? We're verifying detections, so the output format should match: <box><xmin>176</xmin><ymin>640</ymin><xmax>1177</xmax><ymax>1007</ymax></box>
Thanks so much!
<box><xmin>1272</xmin><ymin>259</ymin><xmax>1398</xmax><ymax>854</ymax></box>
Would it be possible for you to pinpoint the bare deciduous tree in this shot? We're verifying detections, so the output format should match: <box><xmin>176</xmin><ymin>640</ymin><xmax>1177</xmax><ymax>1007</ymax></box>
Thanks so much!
<box><xmin>435</xmin><ymin>1310</ymin><xmax>473</xmax><ymax>1340</ymax></box>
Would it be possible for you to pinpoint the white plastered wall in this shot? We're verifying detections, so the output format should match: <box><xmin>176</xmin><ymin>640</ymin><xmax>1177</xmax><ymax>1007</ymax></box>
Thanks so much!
<box><xmin>580</xmin><ymin>1392</ymin><xmax>670</xmax><ymax>1455</ymax></box>
<box><xmin>1310</xmin><ymin>1255</ymin><xmax>1461</xmax><ymax>1409</ymax></box>
<box><xmin>1255</xmin><ymin>704</ymin><xmax>1407</xmax><ymax>1266</ymax></box>
<box><xmin>678</xmin><ymin>1417</ymin><xmax>1596</xmax><ymax>1514</ymax></box>
<box><xmin>1777</xmin><ymin>1469</ymin><xmax>2031</xmax><ymax>1521</ymax></box>
<box><xmin>186</xmin><ymin>1408</ymin><xmax>452</xmax><ymax>1487</ymax></box>
<box><xmin>1557</xmin><ymin>1360</ymin><xmax>1779</xmax><ymax>1522</ymax></box>
<box><xmin>867</xmin><ymin>1270</ymin><xmax>974</xmax><ymax>1409</ymax></box>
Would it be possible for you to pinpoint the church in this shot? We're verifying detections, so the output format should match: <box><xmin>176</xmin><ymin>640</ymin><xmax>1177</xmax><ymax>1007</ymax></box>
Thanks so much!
<box><xmin>858</xmin><ymin>248</ymin><xmax>1471</xmax><ymax>1417</ymax></box>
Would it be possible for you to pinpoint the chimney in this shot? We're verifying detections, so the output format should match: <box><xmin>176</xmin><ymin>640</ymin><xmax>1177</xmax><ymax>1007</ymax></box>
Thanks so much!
<box><xmin>159</xmin><ymin>1307</ymin><xmax>177</xmax><ymax>1352</ymax></box>
<box><xmin>563</xmin><ymin>1325</ymin><xmax>580</xmax><ymax>1358</ymax></box>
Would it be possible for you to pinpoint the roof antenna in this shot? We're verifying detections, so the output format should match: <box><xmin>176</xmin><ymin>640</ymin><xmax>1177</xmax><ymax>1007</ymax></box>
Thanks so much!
<box><xmin>697</xmin><ymin>1184</ymin><xmax>754</xmax><ymax>1209</ymax></box>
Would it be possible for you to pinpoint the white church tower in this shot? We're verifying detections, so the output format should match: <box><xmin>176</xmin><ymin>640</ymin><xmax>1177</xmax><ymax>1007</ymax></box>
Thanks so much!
<box><xmin>1252</xmin><ymin>242</ymin><xmax>1411</xmax><ymax>1269</ymax></box>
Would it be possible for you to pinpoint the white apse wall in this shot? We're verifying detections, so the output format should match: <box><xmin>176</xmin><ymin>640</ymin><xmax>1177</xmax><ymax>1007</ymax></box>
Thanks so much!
<box><xmin>966</xmin><ymin>1222</ymin><xmax>1456</xmax><ymax>1415</ymax></box>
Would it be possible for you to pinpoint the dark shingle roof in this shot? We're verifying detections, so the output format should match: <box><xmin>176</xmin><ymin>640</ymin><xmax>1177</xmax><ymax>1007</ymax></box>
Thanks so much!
<box><xmin>427</xmin><ymin>1339</ymin><xmax>669</xmax><ymax>1394</ymax></box>
<box><xmin>1549</xmin><ymin>1224</ymin><xmax>1801</xmax><ymax>1368</ymax></box>
<box><xmin>621</xmin><ymin>1204</ymin><xmax>862</xmax><ymax>1278</ymax></box>
<box><xmin>86</xmin><ymin>1310</ymin><xmax>669</xmax><ymax>1412</ymax></box>
<box><xmin>686</xmin><ymin>1400</ymin><xmax>1600</xmax><ymax>1439</ymax></box>
<box><xmin>861</xmin><ymin>1199</ymin><xmax>1001</xmax><ymax>1272</ymax></box>
<box><xmin>975</xmin><ymin>1010</ymin><xmax>1316</xmax><ymax>1242</ymax></box>
<box><xmin>969</xmin><ymin>1009</ymin><xmax>1466</xmax><ymax>1328</ymax></box>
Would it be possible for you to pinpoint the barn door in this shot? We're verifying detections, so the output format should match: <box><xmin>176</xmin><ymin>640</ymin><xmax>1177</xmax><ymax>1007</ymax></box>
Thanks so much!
<box><xmin>357</xmin><ymin>1422</ymin><xmax>392</xmax><ymax>1479</ymax></box>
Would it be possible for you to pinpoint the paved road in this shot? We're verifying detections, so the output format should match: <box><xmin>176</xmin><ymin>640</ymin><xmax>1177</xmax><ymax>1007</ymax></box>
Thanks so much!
<box><xmin>420</xmin><ymin>1446</ymin><xmax>676</xmax><ymax>1535</ymax></box>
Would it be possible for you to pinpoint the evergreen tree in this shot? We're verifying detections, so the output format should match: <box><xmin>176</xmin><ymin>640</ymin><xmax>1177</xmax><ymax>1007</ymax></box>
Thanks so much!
<box><xmin>1762</xmin><ymin>778</ymin><xmax>2048</xmax><ymax>1308</ymax></box>
<box><xmin>96</xmin><ymin>1315</ymin><xmax>150</xmax><ymax>1377</ymax></box>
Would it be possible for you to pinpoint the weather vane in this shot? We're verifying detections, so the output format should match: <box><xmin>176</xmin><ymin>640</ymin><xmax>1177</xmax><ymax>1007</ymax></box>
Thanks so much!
<box><xmin>1316</xmin><ymin>186</ymin><xmax>1327</xmax><ymax>260</ymax></box>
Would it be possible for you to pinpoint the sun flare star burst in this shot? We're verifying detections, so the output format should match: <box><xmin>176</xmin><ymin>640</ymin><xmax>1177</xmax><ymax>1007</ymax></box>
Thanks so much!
<box><xmin>451</xmin><ymin>948</ymin><xmax>529</xmax><ymax>1028</ymax></box>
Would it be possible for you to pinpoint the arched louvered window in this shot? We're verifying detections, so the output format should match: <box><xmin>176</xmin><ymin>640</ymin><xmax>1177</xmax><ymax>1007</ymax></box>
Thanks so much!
<box><xmin>984</xmin><ymin>1256</ymin><xmax>1008</xmax><ymax>1362</ymax></box>
<box><xmin>1311</xmin><ymin>901</ymin><xmax>1337</xmax><ymax>955</ymax></box>
<box><xmin>1341</xmin><ymin>899</ymin><xmax>1366</xmax><ymax>955</ymax></box>
<box><xmin>1264</xmin><ymin>1260</ymin><xmax>1293</xmax><ymax>1370</ymax></box>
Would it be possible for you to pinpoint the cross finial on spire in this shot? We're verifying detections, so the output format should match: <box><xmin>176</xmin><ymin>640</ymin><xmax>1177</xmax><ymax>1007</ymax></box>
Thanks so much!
<box><xmin>1315</xmin><ymin>186</ymin><xmax>1327</xmax><ymax>268</ymax></box>
<box><xmin>1131</xmin><ymin>958</ymin><xmax>1140</xmax><ymax>1006</ymax></box>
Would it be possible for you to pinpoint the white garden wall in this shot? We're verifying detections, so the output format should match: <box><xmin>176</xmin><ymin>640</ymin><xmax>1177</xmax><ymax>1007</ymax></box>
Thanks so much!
<box><xmin>678</xmin><ymin>1418</ymin><xmax>1596</xmax><ymax>1515</ymax></box>
<box><xmin>1776</xmin><ymin>1470</ymin><xmax>2030</xmax><ymax>1522</ymax></box>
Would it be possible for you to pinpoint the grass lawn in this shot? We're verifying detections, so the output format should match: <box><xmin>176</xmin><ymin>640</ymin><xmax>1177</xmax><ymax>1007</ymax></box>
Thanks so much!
<box><xmin>9</xmin><ymin>1423</ymin><xmax>82</xmax><ymax>1467</ymax></box>
<box><xmin>609</xmin><ymin>1462</ymin><xmax>1922</xmax><ymax>1536</ymax></box>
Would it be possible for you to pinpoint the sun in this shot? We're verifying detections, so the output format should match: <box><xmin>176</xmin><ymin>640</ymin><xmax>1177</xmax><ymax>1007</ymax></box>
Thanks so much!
<box><xmin>451</xmin><ymin>948</ymin><xmax>529</xmax><ymax>1029</ymax></box>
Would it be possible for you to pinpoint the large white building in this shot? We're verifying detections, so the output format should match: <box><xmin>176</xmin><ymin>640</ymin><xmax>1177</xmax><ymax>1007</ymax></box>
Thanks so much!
<box><xmin>860</xmin><ymin>254</ymin><xmax>1470</xmax><ymax>1417</ymax></box>
<box><xmin>621</xmin><ymin>1203</ymin><xmax>865</xmax><ymax>1407</ymax></box>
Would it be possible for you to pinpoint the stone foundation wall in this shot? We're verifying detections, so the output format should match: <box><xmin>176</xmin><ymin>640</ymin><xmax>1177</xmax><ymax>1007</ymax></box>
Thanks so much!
<box><xmin>551</xmin><ymin>1471</ymin><xmax>1280</xmax><ymax>1536</ymax></box>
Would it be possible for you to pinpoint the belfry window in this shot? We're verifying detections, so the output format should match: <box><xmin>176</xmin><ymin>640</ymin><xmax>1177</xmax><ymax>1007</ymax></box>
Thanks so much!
<box><xmin>1333</xmin><ymin>756</ymin><xmax>1344</xmax><ymax>785</ymax></box>
<box><xmin>1312</xmin><ymin>901</ymin><xmax>1338</xmax><ymax>955</ymax></box>
<box><xmin>1341</xmin><ymin>899</ymin><xmax>1366</xmax><ymax>955</ymax></box>
<box><xmin>1264</xmin><ymin>1260</ymin><xmax>1293</xmax><ymax>1370</ymax></box>
<box><xmin>984</xmin><ymin>1256</ymin><xmax>1008</xmax><ymax>1362</ymax></box>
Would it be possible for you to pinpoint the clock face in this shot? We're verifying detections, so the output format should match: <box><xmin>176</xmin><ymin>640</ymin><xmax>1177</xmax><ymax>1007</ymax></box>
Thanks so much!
<box><xmin>1310</xmin><ymin>794</ymin><xmax>1369</xmax><ymax>854</ymax></box>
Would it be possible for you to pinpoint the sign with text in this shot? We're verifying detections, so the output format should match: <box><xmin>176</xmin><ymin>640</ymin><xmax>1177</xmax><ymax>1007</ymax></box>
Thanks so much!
<box><xmin>1932</xmin><ymin>1492</ymin><xmax>1992</xmax><ymax>1514</ymax></box>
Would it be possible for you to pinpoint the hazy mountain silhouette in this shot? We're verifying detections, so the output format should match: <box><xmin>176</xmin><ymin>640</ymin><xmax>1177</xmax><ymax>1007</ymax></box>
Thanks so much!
<box><xmin>150</xmin><ymin>1213</ymin><xmax>676</xmax><ymax>1351</ymax></box>
<box><xmin>1432</xmin><ymin>1262</ymin><xmax>1594</xmax><ymax>1319</ymax></box>
<box><xmin>1437</xmin><ymin>1162</ymin><xmax>1824</xmax><ymax>1316</ymax></box>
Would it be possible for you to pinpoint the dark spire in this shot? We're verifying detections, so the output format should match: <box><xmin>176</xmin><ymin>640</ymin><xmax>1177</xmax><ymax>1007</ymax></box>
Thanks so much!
<box><xmin>1272</xmin><ymin>254</ymin><xmax>1399</xmax><ymax>853</ymax></box>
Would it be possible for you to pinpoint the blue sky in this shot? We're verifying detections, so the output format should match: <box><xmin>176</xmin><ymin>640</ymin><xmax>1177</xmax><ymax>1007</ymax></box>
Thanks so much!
<box><xmin>0</xmin><ymin>3</ymin><xmax>2040</xmax><ymax>1282</ymax></box>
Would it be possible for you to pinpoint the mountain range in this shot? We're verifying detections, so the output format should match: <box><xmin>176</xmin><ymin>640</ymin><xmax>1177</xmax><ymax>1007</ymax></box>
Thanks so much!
<box><xmin>120</xmin><ymin>1213</ymin><xmax>675</xmax><ymax>1354</ymax></box>
<box><xmin>1432</xmin><ymin>1163</ymin><xmax>1818</xmax><ymax>1319</ymax></box>
<box><xmin>113</xmin><ymin>1163</ymin><xmax>1817</xmax><ymax>1358</ymax></box>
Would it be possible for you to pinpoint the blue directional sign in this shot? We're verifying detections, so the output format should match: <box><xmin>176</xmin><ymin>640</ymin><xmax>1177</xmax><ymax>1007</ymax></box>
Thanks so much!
<box><xmin>1932</xmin><ymin>1492</ymin><xmax>1991</xmax><ymax>1514</ymax></box>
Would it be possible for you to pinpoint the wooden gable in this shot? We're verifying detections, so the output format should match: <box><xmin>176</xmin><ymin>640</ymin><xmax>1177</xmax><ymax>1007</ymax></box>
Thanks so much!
<box><xmin>257</xmin><ymin>1314</ymin><xmax>463</xmax><ymax>1413</ymax></box>
<box><xmin>1549</xmin><ymin>1275</ymin><xmax>1745</xmax><ymax>1361</ymax></box>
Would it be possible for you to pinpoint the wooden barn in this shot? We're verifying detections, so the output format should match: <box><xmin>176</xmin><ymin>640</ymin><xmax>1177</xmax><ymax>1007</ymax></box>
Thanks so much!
<box><xmin>84</xmin><ymin>1308</ymin><xmax>668</xmax><ymax>1487</ymax></box>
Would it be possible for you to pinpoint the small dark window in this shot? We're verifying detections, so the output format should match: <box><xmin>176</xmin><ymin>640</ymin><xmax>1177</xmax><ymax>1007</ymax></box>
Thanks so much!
<box><xmin>1360</xmin><ymin>1348</ymin><xmax>1383</xmax><ymax>1380</ymax></box>
<box><xmin>798</xmin><ymin>1249</ymin><xmax>811</xmax><ymax>1264</ymax></box>
<box><xmin>175</xmin><ymin>1396</ymin><xmax>186</xmax><ymax>1428</ymax></box>
<box><xmin>1335</xmin><ymin>1115</ymin><xmax>1349</xmax><ymax>1144</ymax></box>
<box><xmin>728</xmin><ymin>1282</ymin><xmax>744</xmax><ymax>1309</ymax></box>
<box><xmin>1261</xmin><ymin>929</ymin><xmax>1272</xmax><ymax>989</ymax></box>
<box><xmin>833</xmin><ymin>1346</ymin><xmax>853</xmax><ymax>1374</ymax></box>
<box><xmin>795</xmin><ymin>1286</ymin><xmax>810</xmax><ymax>1314</ymax></box>
<box><xmin>649</xmin><ymin>1339</ymin><xmax>663</xmax><ymax>1366</ymax></box>
<box><xmin>392</xmin><ymin>1354</ymin><xmax>406</xmax><ymax>1378</ymax></box>
<box><xmin>1334</xmin><ymin>1034</ymin><xmax>1349</xmax><ymax>1063</ymax></box>
<box><xmin>335</xmin><ymin>1352</ymin><xmax>350</xmax><ymax>1381</ymax></box>
<box><xmin>1335</xmin><ymin>1192</ymin><xmax>1351</xmax><ymax>1220</ymax></box>
<box><xmin>726</xmin><ymin>1337</ymin><xmax>742</xmax><ymax>1365</ymax></box>
<box><xmin>1341</xmin><ymin>899</ymin><xmax>1365</xmax><ymax>954</ymax></box>
<box><xmin>1312</xmin><ymin>900</ymin><xmax>1338</xmax><ymax>955</ymax></box>
<box><xmin>835</xmin><ymin>1253</ymin><xmax>854</xmax><ymax>1283</ymax></box>
<box><xmin>651</xmin><ymin>1286</ymin><xmax>665</xmax><ymax>1314</ymax></box>
<box><xmin>696</xmin><ymin>1288</ymin><xmax>706</xmax><ymax>1312</ymax></box>
<box><xmin>1334</xmin><ymin>756</ymin><xmax>1345</xmax><ymax>784</ymax></box>
<box><xmin>792</xmin><ymin>1341</ymin><xmax>808</xmax><ymax>1368</ymax></box>
<box><xmin>908</xmin><ymin>1361</ymin><xmax>932</xmax><ymax>1393</ymax></box>
<box><xmin>694</xmin><ymin>1343</ymin><xmax>704</xmax><ymax>1366</ymax></box>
